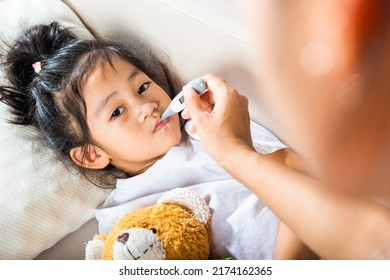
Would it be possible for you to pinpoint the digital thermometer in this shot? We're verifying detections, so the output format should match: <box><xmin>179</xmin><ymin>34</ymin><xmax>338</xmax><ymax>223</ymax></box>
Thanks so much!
<box><xmin>160</xmin><ymin>79</ymin><xmax>206</xmax><ymax>121</ymax></box>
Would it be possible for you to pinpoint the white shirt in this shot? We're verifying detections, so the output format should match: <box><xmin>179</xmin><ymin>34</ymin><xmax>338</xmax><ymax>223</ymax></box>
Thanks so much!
<box><xmin>96</xmin><ymin>121</ymin><xmax>286</xmax><ymax>259</ymax></box>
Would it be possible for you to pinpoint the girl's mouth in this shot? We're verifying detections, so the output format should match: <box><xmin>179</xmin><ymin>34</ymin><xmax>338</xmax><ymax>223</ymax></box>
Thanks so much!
<box><xmin>154</xmin><ymin>118</ymin><xmax>169</xmax><ymax>132</ymax></box>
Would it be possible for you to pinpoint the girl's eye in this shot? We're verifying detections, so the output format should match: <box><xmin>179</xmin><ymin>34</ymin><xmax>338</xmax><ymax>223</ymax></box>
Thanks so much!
<box><xmin>111</xmin><ymin>107</ymin><xmax>124</xmax><ymax>119</ymax></box>
<box><xmin>138</xmin><ymin>82</ymin><xmax>150</xmax><ymax>95</ymax></box>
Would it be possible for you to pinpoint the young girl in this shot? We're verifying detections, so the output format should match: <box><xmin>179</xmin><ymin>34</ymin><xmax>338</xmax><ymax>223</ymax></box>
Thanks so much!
<box><xmin>0</xmin><ymin>22</ymin><xmax>313</xmax><ymax>259</ymax></box>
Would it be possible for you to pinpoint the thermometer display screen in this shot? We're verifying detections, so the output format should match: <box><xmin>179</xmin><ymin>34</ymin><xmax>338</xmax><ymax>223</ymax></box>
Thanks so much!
<box><xmin>179</xmin><ymin>96</ymin><xmax>185</xmax><ymax>104</ymax></box>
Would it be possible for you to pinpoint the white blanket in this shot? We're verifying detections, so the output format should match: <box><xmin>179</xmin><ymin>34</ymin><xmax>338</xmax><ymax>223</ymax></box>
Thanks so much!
<box><xmin>96</xmin><ymin>121</ymin><xmax>286</xmax><ymax>259</ymax></box>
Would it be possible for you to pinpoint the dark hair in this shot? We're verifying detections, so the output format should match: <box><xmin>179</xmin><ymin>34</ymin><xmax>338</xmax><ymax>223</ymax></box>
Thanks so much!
<box><xmin>0</xmin><ymin>22</ymin><xmax>181</xmax><ymax>187</ymax></box>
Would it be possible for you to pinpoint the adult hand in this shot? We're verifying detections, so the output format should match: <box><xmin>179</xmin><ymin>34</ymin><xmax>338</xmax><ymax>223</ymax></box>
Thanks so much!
<box><xmin>182</xmin><ymin>73</ymin><xmax>254</xmax><ymax>164</ymax></box>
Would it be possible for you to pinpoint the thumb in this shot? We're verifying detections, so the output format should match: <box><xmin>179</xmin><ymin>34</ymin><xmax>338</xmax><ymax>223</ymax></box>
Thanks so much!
<box><xmin>183</xmin><ymin>85</ymin><xmax>206</xmax><ymax>121</ymax></box>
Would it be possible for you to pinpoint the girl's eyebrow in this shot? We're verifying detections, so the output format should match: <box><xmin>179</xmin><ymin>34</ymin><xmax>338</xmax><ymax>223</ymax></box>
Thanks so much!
<box><xmin>95</xmin><ymin>91</ymin><xmax>118</xmax><ymax>118</ymax></box>
<box><xmin>95</xmin><ymin>69</ymin><xmax>141</xmax><ymax>117</ymax></box>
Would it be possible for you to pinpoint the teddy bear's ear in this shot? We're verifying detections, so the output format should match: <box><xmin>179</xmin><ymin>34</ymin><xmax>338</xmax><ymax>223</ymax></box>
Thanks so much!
<box><xmin>157</xmin><ymin>188</ymin><xmax>210</xmax><ymax>224</ymax></box>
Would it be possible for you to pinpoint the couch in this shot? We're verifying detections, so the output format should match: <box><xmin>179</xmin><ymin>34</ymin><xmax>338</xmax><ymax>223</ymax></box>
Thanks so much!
<box><xmin>0</xmin><ymin>0</ymin><xmax>272</xmax><ymax>259</ymax></box>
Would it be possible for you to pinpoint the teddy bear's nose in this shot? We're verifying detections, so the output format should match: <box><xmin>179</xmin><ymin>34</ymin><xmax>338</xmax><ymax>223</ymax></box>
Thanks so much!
<box><xmin>117</xmin><ymin>232</ymin><xmax>129</xmax><ymax>244</ymax></box>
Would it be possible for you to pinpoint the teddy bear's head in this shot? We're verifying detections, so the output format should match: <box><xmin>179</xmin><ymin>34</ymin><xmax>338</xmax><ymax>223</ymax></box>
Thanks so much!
<box><xmin>86</xmin><ymin>188</ymin><xmax>211</xmax><ymax>260</ymax></box>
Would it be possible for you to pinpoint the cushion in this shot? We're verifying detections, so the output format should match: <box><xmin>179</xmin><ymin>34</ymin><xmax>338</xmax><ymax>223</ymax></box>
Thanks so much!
<box><xmin>0</xmin><ymin>0</ymin><xmax>111</xmax><ymax>259</ymax></box>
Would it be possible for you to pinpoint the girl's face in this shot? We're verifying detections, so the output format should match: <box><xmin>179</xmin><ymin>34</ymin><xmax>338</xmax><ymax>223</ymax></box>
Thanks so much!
<box><xmin>82</xmin><ymin>56</ymin><xmax>182</xmax><ymax>175</ymax></box>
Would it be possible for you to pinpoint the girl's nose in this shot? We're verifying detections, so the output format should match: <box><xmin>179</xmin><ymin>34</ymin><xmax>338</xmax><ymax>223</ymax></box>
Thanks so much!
<box><xmin>137</xmin><ymin>101</ymin><xmax>158</xmax><ymax>123</ymax></box>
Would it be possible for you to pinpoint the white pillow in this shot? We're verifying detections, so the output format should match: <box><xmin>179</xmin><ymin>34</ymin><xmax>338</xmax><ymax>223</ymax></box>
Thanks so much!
<box><xmin>0</xmin><ymin>0</ymin><xmax>111</xmax><ymax>259</ymax></box>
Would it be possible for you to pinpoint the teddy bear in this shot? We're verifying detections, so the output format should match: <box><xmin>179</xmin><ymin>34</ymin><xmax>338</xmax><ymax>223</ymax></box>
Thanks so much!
<box><xmin>85</xmin><ymin>188</ymin><xmax>211</xmax><ymax>260</ymax></box>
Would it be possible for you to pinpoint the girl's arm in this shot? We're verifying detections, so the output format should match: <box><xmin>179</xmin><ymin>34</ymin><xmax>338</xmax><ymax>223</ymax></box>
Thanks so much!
<box><xmin>223</xmin><ymin>145</ymin><xmax>390</xmax><ymax>259</ymax></box>
<box><xmin>265</xmin><ymin>149</ymin><xmax>318</xmax><ymax>260</ymax></box>
<box><xmin>275</xmin><ymin>221</ymin><xmax>318</xmax><ymax>259</ymax></box>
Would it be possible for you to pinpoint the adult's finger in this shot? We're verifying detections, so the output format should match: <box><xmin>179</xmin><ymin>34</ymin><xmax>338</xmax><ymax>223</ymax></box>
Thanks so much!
<box><xmin>183</xmin><ymin>91</ymin><xmax>215</xmax><ymax>119</ymax></box>
<box><xmin>182</xmin><ymin>85</ymin><xmax>209</xmax><ymax>122</ymax></box>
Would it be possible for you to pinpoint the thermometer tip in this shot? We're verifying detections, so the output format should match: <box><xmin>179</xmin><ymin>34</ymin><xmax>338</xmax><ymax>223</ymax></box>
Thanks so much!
<box><xmin>161</xmin><ymin>106</ymin><xmax>175</xmax><ymax>121</ymax></box>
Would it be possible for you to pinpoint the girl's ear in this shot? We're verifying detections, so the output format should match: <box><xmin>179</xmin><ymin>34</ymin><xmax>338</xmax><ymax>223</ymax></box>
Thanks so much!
<box><xmin>70</xmin><ymin>145</ymin><xmax>110</xmax><ymax>169</ymax></box>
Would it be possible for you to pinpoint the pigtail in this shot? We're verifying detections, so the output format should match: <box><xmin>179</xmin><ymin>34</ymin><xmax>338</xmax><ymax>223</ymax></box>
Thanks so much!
<box><xmin>0</xmin><ymin>22</ymin><xmax>76</xmax><ymax>125</ymax></box>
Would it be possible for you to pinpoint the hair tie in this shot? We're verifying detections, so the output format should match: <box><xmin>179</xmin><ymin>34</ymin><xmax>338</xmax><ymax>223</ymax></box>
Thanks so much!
<box><xmin>32</xmin><ymin>62</ymin><xmax>42</xmax><ymax>74</ymax></box>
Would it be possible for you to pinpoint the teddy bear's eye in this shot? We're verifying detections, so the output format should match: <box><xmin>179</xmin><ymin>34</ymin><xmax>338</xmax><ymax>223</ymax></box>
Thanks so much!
<box><xmin>150</xmin><ymin>228</ymin><xmax>157</xmax><ymax>234</ymax></box>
